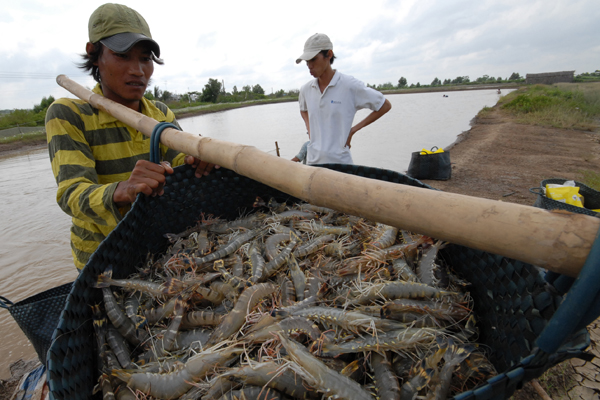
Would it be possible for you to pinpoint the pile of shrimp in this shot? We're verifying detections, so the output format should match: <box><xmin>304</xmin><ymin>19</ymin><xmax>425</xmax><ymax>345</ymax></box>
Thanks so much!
<box><xmin>91</xmin><ymin>198</ymin><xmax>497</xmax><ymax>400</ymax></box>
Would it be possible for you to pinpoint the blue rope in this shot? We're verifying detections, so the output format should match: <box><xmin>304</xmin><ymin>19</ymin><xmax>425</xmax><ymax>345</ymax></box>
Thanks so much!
<box><xmin>536</xmin><ymin>227</ymin><xmax>600</xmax><ymax>354</ymax></box>
<box><xmin>150</xmin><ymin>122</ymin><xmax>180</xmax><ymax>164</ymax></box>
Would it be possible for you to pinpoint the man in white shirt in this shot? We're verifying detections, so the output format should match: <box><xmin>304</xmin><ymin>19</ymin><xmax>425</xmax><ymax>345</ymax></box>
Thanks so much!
<box><xmin>296</xmin><ymin>33</ymin><xmax>391</xmax><ymax>165</ymax></box>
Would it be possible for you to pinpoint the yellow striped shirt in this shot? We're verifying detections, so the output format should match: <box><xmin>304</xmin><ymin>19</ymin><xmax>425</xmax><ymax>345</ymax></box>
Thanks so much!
<box><xmin>46</xmin><ymin>83</ymin><xmax>185</xmax><ymax>270</ymax></box>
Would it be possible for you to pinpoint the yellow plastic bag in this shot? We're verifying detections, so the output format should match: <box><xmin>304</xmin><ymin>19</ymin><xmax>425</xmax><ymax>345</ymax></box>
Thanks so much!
<box><xmin>545</xmin><ymin>183</ymin><xmax>584</xmax><ymax>208</ymax></box>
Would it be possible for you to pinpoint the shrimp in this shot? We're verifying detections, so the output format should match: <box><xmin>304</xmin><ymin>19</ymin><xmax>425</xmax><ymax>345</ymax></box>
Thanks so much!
<box><xmin>214</xmin><ymin>259</ymin><xmax>250</xmax><ymax>292</ymax></box>
<box><xmin>208</xmin><ymin>213</ymin><xmax>266</xmax><ymax>234</ymax></box>
<box><xmin>290</xmin><ymin>306</ymin><xmax>406</xmax><ymax>334</ymax></box>
<box><xmin>144</xmin><ymin>295</ymin><xmax>180</xmax><ymax>325</ymax></box>
<box><xmin>95</xmin><ymin>265</ymin><xmax>170</xmax><ymax>298</ymax></box>
<box><xmin>101</xmin><ymin>287</ymin><xmax>149</xmax><ymax>346</ymax></box>
<box><xmin>207</xmin><ymin>283</ymin><xmax>277</xmax><ymax>346</ymax></box>
<box><xmin>381</xmin><ymin>299</ymin><xmax>470</xmax><ymax>323</ymax></box>
<box><xmin>181</xmin><ymin>310</ymin><xmax>224</xmax><ymax>328</ymax></box>
<box><xmin>399</xmin><ymin>368</ymin><xmax>433</xmax><ymax>400</ymax></box>
<box><xmin>266</xmin><ymin>210</ymin><xmax>317</xmax><ymax>224</ymax></box>
<box><xmin>114</xmin><ymin>345</ymin><xmax>244</xmax><ymax>399</ymax></box>
<box><xmin>271</xmin><ymin>295</ymin><xmax>317</xmax><ymax>318</ymax></box>
<box><xmin>317</xmin><ymin>328</ymin><xmax>438</xmax><ymax>357</ymax></box>
<box><xmin>416</xmin><ymin>241</ymin><xmax>448</xmax><ymax>288</ymax></box>
<box><xmin>293</xmin><ymin>221</ymin><xmax>352</xmax><ymax>236</ymax></box>
<box><xmin>195</xmin><ymin>227</ymin><xmax>267</xmax><ymax>265</ymax></box>
<box><xmin>431</xmin><ymin>340</ymin><xmax>474</xmax><ymax>400</ymax></box>
<box><xmin>371</xmin><ymin>352</ymin><xmax>401</xmax><ymax>400</ymax></box>
<box><xmin>217</xmin><ymin>385</ymin><xmax>286</xmax><ymax>400</ymax></box>
<box><xmin>391</xmin><ymin>258</ymin><xmax>418</xmax><ymax>282</ymax></box>
<box><xmin>349</xmin><ymin>281</ymin><xmax>459</xmax><ymax>305</ymax></box>
<box><xmin>292</xmin><ymin>234</ymin><xmax>335</xmax><ymax>258</ymax></box>
<box><xmin>264</xmin><ymin>233</ymin><xmax>291</xmax><ymax>262</ymax></box>
<box><xmin>242</xmin><ymin>316</ymin><xmax>320</xmax><ymax>343</ymax></box>
<box><xmin>280</xmin><ymin>276</ymin><xmax>296</xmax><ymax>306</ymax></box>
<box><xmin>106</xmin><ymin>324</ymin><xmax>134</xmax><ymax>369</ymax></box>
<box><xmin>218</xmin><ymin>361</ymin><xmax>316</xmax><ymax>400</ymax></box>
<box><xmin>261</xmin><ymin>235</ymin><xmax>300</xmax><ymax>281</ymax></box>
<box><xmin>369</xmin><ymin>224</ymin><xmax>399</xmax><ymax>250</ymax></box>
<box><xmin>287</xmin><ymin>254</ymin><xmax>306</xmax><ymax>301</ymax></box>
<box><xmin>276</xmin><ymin>332</ymin><xmax>374</xmax><ymax>400</ymax></box>
<box><xmin>248</xmin><ymin>240</ymin><xmax>267</xmax><ymax>284</ymax></box>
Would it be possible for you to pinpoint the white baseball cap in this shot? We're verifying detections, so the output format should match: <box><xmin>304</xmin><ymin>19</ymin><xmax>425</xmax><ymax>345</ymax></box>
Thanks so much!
<box><xmin>296</xmin><ymin>33</ymin><xmax>333</xmax><ymax>64</ymax></box>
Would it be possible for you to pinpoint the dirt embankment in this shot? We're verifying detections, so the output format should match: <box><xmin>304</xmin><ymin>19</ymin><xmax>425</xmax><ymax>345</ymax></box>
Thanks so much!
<box><xmin>421</xmin><ymin>106</ymin><xmax>600</xmax><ymax>206</ymax></box>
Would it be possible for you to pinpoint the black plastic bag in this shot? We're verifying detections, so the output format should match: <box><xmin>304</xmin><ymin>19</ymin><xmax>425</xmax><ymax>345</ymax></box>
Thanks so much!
<box><xmin>407</xmin><ymin>146</ymin><xmax>451</xmax><ymax>180</ymax></box>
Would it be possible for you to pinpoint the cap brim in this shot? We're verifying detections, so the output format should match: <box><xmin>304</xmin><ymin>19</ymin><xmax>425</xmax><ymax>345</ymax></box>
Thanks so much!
<box><xmin>100</xmin><ymin>32</ymin><xmax>161</xmax><ymax>57</ymax></box>
<box><xmin>295</xmin><ymin>49</ymin><xmax>320</xmax><ymax>64</ymax></box>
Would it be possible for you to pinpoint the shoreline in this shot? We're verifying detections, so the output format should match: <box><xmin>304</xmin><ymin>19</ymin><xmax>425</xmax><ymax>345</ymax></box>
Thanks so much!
<box><xmin>0</xmin><ymin>83</ymin><xmax>518</xmax><ymax>156</ymax></box>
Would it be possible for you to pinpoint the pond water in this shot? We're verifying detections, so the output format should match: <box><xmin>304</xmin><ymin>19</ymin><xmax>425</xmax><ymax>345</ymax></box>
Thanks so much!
<box><xmin>0</xmin><ymin>88</ymin><xmax>510</xmax><ymax>377</ymax></box>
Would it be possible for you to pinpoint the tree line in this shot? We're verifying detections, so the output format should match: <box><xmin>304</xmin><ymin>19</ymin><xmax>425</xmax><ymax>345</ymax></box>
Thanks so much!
<box><xmin>144</xmin><ymin>78</ymin><xmax>299</xmax><ymax>106</ymax></box>
<box><xmin>369</xmin><ymin>72</ymin><xmax>525</xmax><ymax>90</ymax></box>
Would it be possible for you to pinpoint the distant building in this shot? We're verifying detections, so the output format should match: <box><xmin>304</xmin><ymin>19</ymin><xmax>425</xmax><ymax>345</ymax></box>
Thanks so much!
<box><xmin>526</xmin><ymin>71</ymin><xmax>575</xmax><ymax>85</ymax></box>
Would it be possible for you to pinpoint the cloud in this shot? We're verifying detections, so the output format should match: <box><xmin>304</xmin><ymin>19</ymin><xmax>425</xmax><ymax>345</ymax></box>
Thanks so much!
<box><xmin>1</xmin><ymin>0</ymin><xmax>599</xmax><ymax>109</ymax></box>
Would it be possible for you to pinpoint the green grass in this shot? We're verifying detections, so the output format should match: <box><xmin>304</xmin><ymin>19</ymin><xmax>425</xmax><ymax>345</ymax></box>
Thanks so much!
<box><xmin>172</xmin><ymin>97</ymin><xmax>297</xmax><ymax>117</ymax></box>
<box><xmin>476</xmin><ymin>106</ymin><xmax>495</xmax><ymax>118</ymax></box>
<box><xmin>0</xmin><ymin>131</ymin><xmax>46</xmax><ymax>144</ymax></box>
<box><xmin>500</xmin><ymin>83</ymin><xmax>600</xmax><ymax>130</ymax></box>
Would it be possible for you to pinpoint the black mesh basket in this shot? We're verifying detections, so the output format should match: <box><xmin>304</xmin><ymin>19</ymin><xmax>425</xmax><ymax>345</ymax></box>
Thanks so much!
<box><xmin>530</xmin><ymin>178</ymin><xmax>600</xmax><ymax>217</ymax></box>
<box><xmin>47</xmin><ymin>164</ymin><xmax>594</xmax><ymax>400</ymax></box>
<box><xmin>0</xmin><ymin>281</ymin><xmax>73</xmax><ymax>366</ymax></box>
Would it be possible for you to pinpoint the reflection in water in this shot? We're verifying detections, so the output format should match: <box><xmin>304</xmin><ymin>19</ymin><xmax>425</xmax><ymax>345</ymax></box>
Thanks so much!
<box><xmin>0</xmin><ymin>89</ymin><xmax>509</xmax><ymax>378</ymax></box>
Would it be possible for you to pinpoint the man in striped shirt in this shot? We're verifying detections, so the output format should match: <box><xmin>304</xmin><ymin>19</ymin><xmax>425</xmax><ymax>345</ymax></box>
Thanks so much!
<box><xmin>46</xmin><ymin>4</ymin><xmax>214</xmax><ymax>270</ymax></box>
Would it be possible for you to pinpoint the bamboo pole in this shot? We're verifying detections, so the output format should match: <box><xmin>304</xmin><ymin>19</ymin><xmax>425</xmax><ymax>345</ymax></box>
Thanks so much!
<box><xmin>56</xmin><ymin>75</ymin><xmax>600</xmax><ymax>278</ymax></box>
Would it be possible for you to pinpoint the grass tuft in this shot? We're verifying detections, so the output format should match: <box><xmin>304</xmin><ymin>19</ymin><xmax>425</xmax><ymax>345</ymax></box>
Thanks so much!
<box><xmin>501</xmin><ymin>83</ymin><xmax>600</xmax><ymax>131</ymax></box>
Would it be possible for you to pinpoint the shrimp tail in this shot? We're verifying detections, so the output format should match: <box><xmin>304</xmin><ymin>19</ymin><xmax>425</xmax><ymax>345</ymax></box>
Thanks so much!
<box><xmin>95</xmin><ymin>265</ymin><xmax>114</xmax><ymax>288</ymax></box>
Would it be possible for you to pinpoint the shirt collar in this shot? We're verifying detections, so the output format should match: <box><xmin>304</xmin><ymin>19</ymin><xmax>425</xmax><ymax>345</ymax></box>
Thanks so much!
<box><xmin>92</xmin><ymin>83</ymin><xmax>168</xmax><ymax>126</ymax></box>
<box><xmin>310</xmin><ymin>70</ymin><xmax>340</xmax><ymax>90</ymax></box>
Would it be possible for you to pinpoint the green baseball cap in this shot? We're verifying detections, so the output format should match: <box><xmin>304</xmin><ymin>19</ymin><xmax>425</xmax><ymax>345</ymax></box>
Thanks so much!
<box><xmin>88</xmin><ymin>3</ymin><xmax>160</xmax><ymax>57</ymax></box>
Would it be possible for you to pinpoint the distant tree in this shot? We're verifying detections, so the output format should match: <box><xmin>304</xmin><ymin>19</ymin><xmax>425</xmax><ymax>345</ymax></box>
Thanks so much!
<box><xmin>252</xmin><ymin>84</ymin><xmax>265</xmax><ymax>95</ymax></box>
<box><xmin>508</xmin><ymin>72</ymin><xmax>522</xmax><ymax>80</ymax></box>
<box><xmin>409</xmin><ymin>83</ymin><xmax>415</xmax><ymax>88</ymax></box>
<box><xmin>431</xmin><ymin>77</ymin><xmax>441</xmax><ymax>86</ymax></box>
<box><xmin>160</xmin><ymin>90</ymin><xmax>173</xmax><ymax>102</ymax></box>
<box><xmin>274</xmin><ymin>89</ymin><xmax>286</xmax><ymax>98</ymax></box>
<box><xmin>377</xmin><ymin>82</ymin><xmax>395</xmax><ymax>90</ymax></box>
<box><xmin>153</xmin><ymin>86</ymin><xmax>162</xmax><ymax>99</ymax></box>
<box><xmin>242</xmin><ymin>85</ymin><xmax>251</xmax><ymax>93</ymax></box>
<box><xmin>232</xmin><ymin>86</ymin><xmax>239</xmax><ymax>95</ymax></box>
<box><xmin>443</xmin><ymin>78</ymin><xmax>451</xmax><ymax>85</ymax></box>
<box><xmin>201</xmin><ymin>78</ymin><xmax>222</xmax><ymax>103</ymax></box>
<box><xmin>496</xmin><ymin>77</ymin><xmax>503</xmax><ymax>82</ymax></box>
<box><xmin>416</xmin><ymin>82</ymin><xmax>421</xmax><ymax>88</ymax></box>
<box><xmin>33</xmin><ymin>96</ymin><xmax>55</xmax><ymax>113</ymax></box>
<box><xmin>144</xmin><ymin>90</ymin><xmax>155</xmax><ymax>100</ymax></box>
<box><xmin>288</xmin><ymin>89</ymin><xmax>300</xmax><ymax>96</ymax></box>
<box><xmin>451</xmin><ymin>76</ymin><xmax>470</xmax><ymax>84</ymax></box>
<box><xmin>398</xmin><ymin>77</ymin><xmax>407</xmax><ymax>88</ymax></box>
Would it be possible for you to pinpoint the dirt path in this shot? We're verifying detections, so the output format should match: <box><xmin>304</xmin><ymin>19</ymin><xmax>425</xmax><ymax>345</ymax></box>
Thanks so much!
<box><xmin>422</xmin><ymin>107</ymin><xmax>600</xmax><ymax>206</ymax></box>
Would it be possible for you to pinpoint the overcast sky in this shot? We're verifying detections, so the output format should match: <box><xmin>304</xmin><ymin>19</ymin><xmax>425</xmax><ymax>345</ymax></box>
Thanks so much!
<box><xmin>1</xmin><ymin>0</ymin><xmax>598</xmax><ymax>110</ymax></box>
